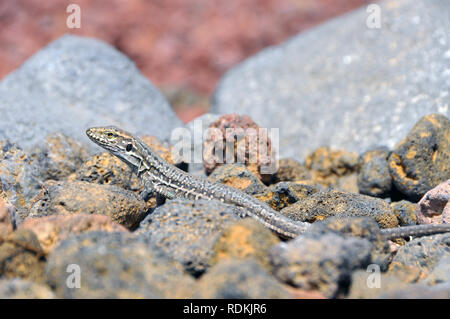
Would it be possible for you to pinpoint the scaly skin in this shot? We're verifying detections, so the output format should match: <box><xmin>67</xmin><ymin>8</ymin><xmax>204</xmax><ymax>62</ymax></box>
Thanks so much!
<box><xmin>86</xmin><ymin>126</ymin><xmax>450</xmax><ymax>240</ymax></box>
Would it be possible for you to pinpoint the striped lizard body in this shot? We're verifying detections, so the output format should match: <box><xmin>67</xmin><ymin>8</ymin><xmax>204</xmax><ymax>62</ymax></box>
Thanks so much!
<box><xmin>86</xmin><ymin>126</ymin><xmax>450</xmax><ymax>240</ymax></box>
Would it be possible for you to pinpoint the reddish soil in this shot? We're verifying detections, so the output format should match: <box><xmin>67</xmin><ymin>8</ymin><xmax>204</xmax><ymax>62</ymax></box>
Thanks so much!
<box><xmin>0</xmin><ymin>0</ymin><xmax>373</xmax><ymax>121</ymax></box>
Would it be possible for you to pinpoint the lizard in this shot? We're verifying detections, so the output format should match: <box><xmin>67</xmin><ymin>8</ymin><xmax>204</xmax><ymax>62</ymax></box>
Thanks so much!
<box><xmin>86</xmin><ymin>126</ymin><xmax>450</xmax><ymax>240</ymax></box>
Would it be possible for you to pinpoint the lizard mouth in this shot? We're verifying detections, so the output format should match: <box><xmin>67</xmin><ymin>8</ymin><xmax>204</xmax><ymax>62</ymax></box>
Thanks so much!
<box><xmin>86</xmin><ymin>127</ymin><xmax>114</xmax><ymax>151</ymax></box>
<box><xmin>86</xmin><ymin>127</ymin><xmax>102</xmax><ymax>144</ymax></box>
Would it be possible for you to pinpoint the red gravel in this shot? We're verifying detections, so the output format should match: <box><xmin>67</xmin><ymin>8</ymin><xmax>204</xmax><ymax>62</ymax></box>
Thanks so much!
<box><xmin>0</xmin><ymin>0</ymin><xmax>373</xmax><ymax>121</ymax></box>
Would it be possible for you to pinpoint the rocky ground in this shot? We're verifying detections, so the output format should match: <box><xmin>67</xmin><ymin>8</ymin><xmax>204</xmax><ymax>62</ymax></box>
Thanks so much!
<box><xmin>0</xmin><ymin>110</ymin><xmax>448</xmax><ymax>299</ymax></box>
<box><xmin>0</xmin><ymin>0</ymin><xmax>449</xmax><ymax>299</ymax></box>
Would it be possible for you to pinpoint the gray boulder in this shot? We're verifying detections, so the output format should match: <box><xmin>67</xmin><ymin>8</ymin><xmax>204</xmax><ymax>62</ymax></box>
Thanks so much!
<box><xmin>0</xmin><ymin>35</ymin><xmax>182</xmax><ymax>151</ymax></box>
<box><xmin>212</xmin><ymin>0</ymin><xmax>450</xmax><ymax>161</ymax></box>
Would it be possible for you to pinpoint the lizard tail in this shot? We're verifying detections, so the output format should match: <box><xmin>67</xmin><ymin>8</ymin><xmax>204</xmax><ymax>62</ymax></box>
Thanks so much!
<box><xmin>380</xmin><ymin>224</ymin><xmax>450</xmax><ymax>240</ymax></box>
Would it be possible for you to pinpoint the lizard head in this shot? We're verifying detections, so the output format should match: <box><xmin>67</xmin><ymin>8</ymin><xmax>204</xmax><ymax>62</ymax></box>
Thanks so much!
<box><xmin>86</xmin><ymin>126</ymin><xmax>144</xmax><ymax>169</ymax></box>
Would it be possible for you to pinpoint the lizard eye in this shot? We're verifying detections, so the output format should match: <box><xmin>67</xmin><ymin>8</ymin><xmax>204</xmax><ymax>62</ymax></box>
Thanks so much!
<box><xmin>126</xmin><ymin>144</ymin><xmax>133</xmax><ymax>152</ymax></box>
<box><xmin>106</xmin><ymin>132</ymin><xmax>114</xmax><ymax>138</ymax></box>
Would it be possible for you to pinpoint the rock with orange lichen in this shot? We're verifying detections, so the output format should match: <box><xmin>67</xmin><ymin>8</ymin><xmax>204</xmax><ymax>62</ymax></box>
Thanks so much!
<box><xmin>307</xmin><ymin>216</ymin><xmax>392</xmax><ymax>270</ymax></box>
<box><xmin>208</xmin><ymin>164</ymin><xmax>267</xmax><ymax>195</ymax></box>
<box><xmin>254</xmin><ymin>182</ymin><xmax>321</xmax><ymax>211</ymax></box>
<box><xmin>379</xmin><ymin>263</ymin><xmax>423</xmax><ymax>284</ymax></box>
<box><xmin>274</xmin><ymin>158</ymin><xmax>311</xmax><ymax>183</ymax></box>
<box><xmin>391</xmin><ymin>200</ymin><xmax>418</xmax><ymax>226</ymax></box>
<box><xmin>270</xmin><ymin>232</ymin><xmax>372</xmax><ymax>298</ymax></box>
<box><xmin>203</xmin><ymin>114</ymin><xmax>275</xmax><ymax>183</ymax></box>
<box><xmin>357</xmin><ymin>148</ymin><xmax>392</xmax><ymax>198</ymax></box>
<box><xmin>388</xmin><ymin>233</ymin><xmax>449</xmax><ymax>280</ymax></box>
<box><xmin>28</xmin><ymin>180</ymin><xmax>148</xmax><ymax>230</ymax></box>
<box><xmin>305</xmin><ymin>146</ymin><xmax>359</xmax><ymax>193</ymax></box>
<box><xmin>430</xmin><ymin>258</ymin><xmax>450</xmax><ymax>285</ymax></box>
<box><xmin>30</xmin><ymin>133</ymin><xmax>89</xmax><ymax>181</ymax></box>
<box><xmin>19</xmin><ymin>214</ymin><xmax>128</xmax><ymax>255</ymax></box>
<box><xmin>284</xmin><ymin>286</ymin><xmax>326</xmax><ymax>299</ymax></box>
<box><xmin>69</xmin><ymin>152</ymin><xmax>143</xmax><ymax>193</ymax></box>
<box><xmin>348</xmin><ymin>267</ymin><xmax>421</xmax><ymax>299</ymax></box>
<box><xmin>280</xmin><ymin>189</ymin><xmax>398</xmax><ymax>229</ymax></box>
<box><xmin>136</xmin><ymin>199</ymin><xmax>240</xmax><ymax>276</ymax></box>
<box><xmin>0</xmin><ymin>140</ymin><xmax>43</xmax><ymax>221</ymax></box>
<box><xmin>0</xmin><ymin>278</ymin><xmax>55</xmax><ymax>299</ymax></box>
<box><xmin>0</xmin><ymin>198</ymin><xmax>13</xmax><ymax>237</ymax></box>
<box><xmin>416</xmin><ymin>179</ymin><xmax>449</xmax><ymax>225</ymax></box>
<box><xmin>388</xmin><ymin>114</ymin><xmax>450</xmax><ymax>202</ymax></box>
<box><xmin>195</xmin><ymin>259</ymin><xmax>290</xmax><ymax>299</ymax></box>
<box><xmin>45</xmin><ymin>231</ymin><xmax>195</xmax><ymax>298</ymax></box>
<box><xmin>0</xmin><ymin>135</ymin><xmax>88</xmax><ymax>225</ymax></box>
<box><xmin>423</xmin><ymin>256</ymin><xmax>450</xmax><ymax>286</ymax></box>
<box><xmin>212</xmin><ymin>218</ymin><xmax>280</xmax><ymax>271</ymax></box>
<box><xmin>379</xmin><ymin>283</ymin><xmax>450</xmax><ymax>299</ymax></box>
<box><xmin>0</xmin><ymin>229</ymin><xmax>46</xmax><ymax>283</ymax></box>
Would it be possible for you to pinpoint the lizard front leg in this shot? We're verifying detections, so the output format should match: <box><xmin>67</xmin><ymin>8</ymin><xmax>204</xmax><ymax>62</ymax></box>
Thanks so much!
<box><xmin>142</xmin><ymin>187</ymin><xmax>166</xmax><ymax>205</ymax></box>
<box><xmin>141</xmin><ymin>182</ymin><xmax>167</xmax><ymax>206</ymax></box>
<box><xmin>141</xmin><ymin>179</ymin><xmax>157</xmax><ymax>202</ymax></box>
